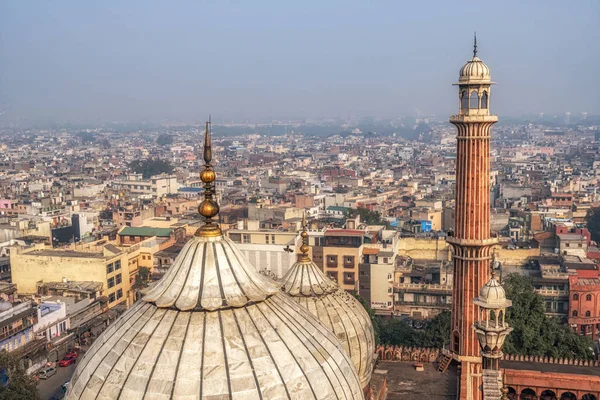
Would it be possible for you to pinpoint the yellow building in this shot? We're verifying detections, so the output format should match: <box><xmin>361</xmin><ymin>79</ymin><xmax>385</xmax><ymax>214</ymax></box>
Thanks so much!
<box><xmin>11</xmin><ymin>244</ymin><xmax>132</xmax><ymax>308</ymax></box>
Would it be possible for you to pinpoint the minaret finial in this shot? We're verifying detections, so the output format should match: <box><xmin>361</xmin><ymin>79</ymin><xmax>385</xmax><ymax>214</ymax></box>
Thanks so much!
<box><xmin>195</xmin><ymin>116</ymin><xmax>221</xmax><ymax>237</ymax></box>
<box><xmin>299</xmin><ymin>212</ymin><xmax>310</xmax><ymax>262</ymax></box>
<box><xmin>473</xmin><ymin>31</ymin><xmax>478</xmax><ymax>57</ymax></box>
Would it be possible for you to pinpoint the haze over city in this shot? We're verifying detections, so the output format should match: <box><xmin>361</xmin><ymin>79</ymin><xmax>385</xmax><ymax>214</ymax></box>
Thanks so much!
<box><xmin>1</xmin><ymin>0</ymin><xmax>599</xmax><ymax>124</ymax></box>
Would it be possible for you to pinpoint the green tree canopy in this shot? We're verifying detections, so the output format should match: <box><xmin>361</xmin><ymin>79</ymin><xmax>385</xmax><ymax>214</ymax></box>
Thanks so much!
<box><xmin>128</xmin><ymin>159</ymin><xmax>174</xmax><ymax>179</ymax></box>
<box><xmin>585</xmin><ymin>206</ymin><xmax>600</xmax><ymax>242</ymax></box>
<box><xmin>156</xmin><ymin>134</ymin><xmax>174</xmax><ymax>146</ymax></box>
<box><xmin>0</xmin><ymin>351</ymin><xmax>39</xmax><ymax>400</ymax></box>
<box><xmin>503</xmin><ymin>273</ymin><xmax>594</xmax><ymax>360</ymax></box>
<box><xmin>348</xmin><ymin>207</ymin><xmax>390</xmax><ymax>228</ymax></box>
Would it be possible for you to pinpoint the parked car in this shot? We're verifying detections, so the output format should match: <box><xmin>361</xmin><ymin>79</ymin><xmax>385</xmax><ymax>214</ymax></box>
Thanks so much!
<box><xmin>59</xmin><ymin>353</ymin><xmax>78</xmax><ymax>367</ymax></box>
<box><xmin>38</xmin><ymin>366</ymin><xmax>57</xmax><ymax>379</ymax></box>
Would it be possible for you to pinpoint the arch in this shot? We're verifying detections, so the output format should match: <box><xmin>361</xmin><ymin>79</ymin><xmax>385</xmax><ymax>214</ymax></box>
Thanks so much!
<box><xmin>573</xmin><ymin>293</ymin><xmax>579</xmax><ymax>301</ymax></box>
<box><xmin>586</xmin><ymin>310</ymin><xmax>591</xmax><ymax>317</ymax></box>
<box><xmin>469</xmin><ymin>90</ymin><xmax>479</xmax><ymax>109</ymax></box>
<box><xmin>507</xmin><ymin>387</ymin><xmax>517</xmax><ymax>400</ymax></box>
<box><xmin>560</xmin><ymin>393</ymin><xmax>577</xmax><ymax>400</ymax></box>
<box><xmin>461</xmin><ymin>91</ymin><xmax>468</xmax><ymax>111</ymax></box>
<box><xmin>572</xmin><ymin>310</ymin><xmax>578</xmax><ymax>317</ymax></box>
<box><xmin>520</xmin><ymin>388</ymin><xmax>537</xmax><ymax>400</ymax></box>
<box><xmin>481</xmin><ymin>90</ymin><xmax>489</xmax><ymax>109</ymax></box>
<box><xmin>587</xmin><ymin>294</ymin><xmax>592</xmax><ymax>301</ymax></box>
<box><xmin>582</xmin><ymin>394</ymin><xmax>598</xmax><ymax>400</ymax></box>
<box><xmin>541</xmin><ymin>390</ymin><xmax>558</xmax><ymax>400</ymax></box>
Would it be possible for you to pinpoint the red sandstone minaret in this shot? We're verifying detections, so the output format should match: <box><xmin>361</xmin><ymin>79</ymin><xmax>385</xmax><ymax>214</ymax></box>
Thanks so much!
<box><xmin>446</xmin><ymin>34</ymin><xmax>498</xmax><ymax>400</ymax></box>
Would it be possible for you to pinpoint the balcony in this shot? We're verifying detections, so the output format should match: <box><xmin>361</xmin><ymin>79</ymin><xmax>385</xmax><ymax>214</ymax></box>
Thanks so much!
<box><xmin>536</xmin><ymin>288</ymin><xmax>569</xmax><ymax>298</ymax></box>
<box><xmin>394</xmin><ymin>300</ymin><xmax>451</xmax><ymax>308</ymax></box>
<box><xmin>393</xmin><ymin>283</ymin><xmax>452</xmax><ymax>294</ymax></box>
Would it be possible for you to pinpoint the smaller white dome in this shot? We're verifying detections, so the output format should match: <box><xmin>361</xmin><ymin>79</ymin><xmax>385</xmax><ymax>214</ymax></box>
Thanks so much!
<box><xmin>459</xmin><ymin>56</ymin><xmax>491</xmax><ymax>83</ymax></box>
<box><xmin>474</xmin><ymin>274</ymin><xmax>512</xmax><ymax>309</ymax></box>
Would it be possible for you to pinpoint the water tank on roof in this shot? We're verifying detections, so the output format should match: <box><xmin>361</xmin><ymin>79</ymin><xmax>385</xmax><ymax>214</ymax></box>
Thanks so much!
<box><xmin>0</xmin><ymin>301</ymin><xmax>12</xmax><ymax>311</ymax></box>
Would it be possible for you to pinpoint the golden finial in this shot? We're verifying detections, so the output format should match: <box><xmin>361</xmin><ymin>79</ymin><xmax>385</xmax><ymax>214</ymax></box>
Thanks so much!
<box><xmin>195</xmin><ymin>116</ymin><xmax>222</xmax><ymax>237</ymax></box>
<box><xmin>299</xmin><ymin>212</ymin><xmax>310</xmax><ymax>262</ymax></box>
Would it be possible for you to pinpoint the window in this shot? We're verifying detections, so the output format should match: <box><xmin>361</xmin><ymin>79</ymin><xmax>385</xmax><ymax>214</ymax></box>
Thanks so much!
<box><xmin>115</xmin><ymin>274</ymin><xmax>122</xmax><ymax>285</ymax></box>
<box><xmin>117</xmin><ymin>289</ymin><xmax>123</xmax><ymax>299</ymax></box>
<box><xmin>586</xmin><ymin>311</ymin><xmax>591</xmax><ymax>317</ymax></box>
<box><xmin>109</xmin><ymin>293</ymin><xmax>116</xmax><ymax>303</ymax></box>
<box><xmin>566</xmin><ymin>243</ymin><xmax>570</xmax><ymax>247</ymax></box>
<box><xmin>265</xmin><ymin>234</ymin><xmax>270</xmax><ymax>244</ymax></box>
<box><xmin>106</xmin><ymin>263</ymin><xmax>114</xmax><ymax>274</ymax></box>
<box><xmin>461</xmin><ymin>91</ymin><xmax>468</xmax><ymax>111</ymax></box>
<box><xmin>572</xmin><ymin>310</ymin><xmax>578</xmax><ymax>317</ymax></box>
<box><xmin>327</xmin><ymin>255</ymin><xmax>338</xmax><ymax>264</ymax></box>
<box><xmin>586</xmin><ymin>294</ymin><xmax>592</xmax><ymax>301</ymax></box>
<box><xmin>115</xmin><ymin>260</ymin><xmax>121</xmax><ymax>270</ymax></box>
<box><xmin>481</xmin><ymin>91</ymin><xmax>488</xmax><ymax>109</ymax></box>
<box><xmin>469</xmin><ymin>91</ymin><xmax>479</xmax><ymax>109</ymax></box>
<box><xmin>383</xmin><ymin>257</ymin><xmax>389</xmax><ymax>264</ymax></box>
<box><xmin>242</xmin><ymin>234</ymin><xmax>250</xmax><ymax>244</ymax></box>
<box><xmin>108</xmin><ymin>277</ymin><xmax>115</xmax><ymax>289</ymax></box>
<box><xmin>573</xmin><ymin>294</ymin><xmax>579</xmax><ymax>301</ymax></box>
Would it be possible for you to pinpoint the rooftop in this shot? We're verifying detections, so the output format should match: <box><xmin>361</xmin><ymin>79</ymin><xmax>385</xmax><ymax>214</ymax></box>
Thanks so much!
<box><xmin>379</xmin><ymin>361</ymin><xmax>457</xmax><ymax>399</ymax></box>
<box><xmin>118</xmin><ymin>226</ymin><xmax>173</xmax><ymax>237</ymax></box>
<box><xmin>28</xmin><ymin>249</ymin><xmax>105</xmax><ymax>259</ymax></box>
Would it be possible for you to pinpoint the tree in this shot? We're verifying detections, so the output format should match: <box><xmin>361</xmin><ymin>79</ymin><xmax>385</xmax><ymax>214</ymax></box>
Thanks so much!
<box><xmin>348</xmin><ymin>207</ymin><xmax>390</xmax><ymax>228</ymax></box>
<box><xmin>503</xmin><ymin>273</ymin><xmax>594</xmax><ymax>360</ymax></box>
<box><xmin>417</xmin><ymin>310</ymin><xmax>451</xmax><ymax>348</ymax></box>
<box><xmin>0</xmin><ymin>351</ymin><xmax>39</xmax><ymax>400</ymax></box>
<box><xmin>156</xmin><ymin>134</ymin><xmax>173</xmax><ymax>146</ymax></box>
<box><xmin>128</xmin><ymin>159</ymin><xmax>174</xmax><ymax>179</ymax></box>
<box><xmin>132</xmin><ymin>266</ymin><xmax>151</xmax><ymax>290</ymax></box>
<box><xmin>585</xmin><ymin>206</ymin><xmax>600</xmax><ymax>242</ymax></box>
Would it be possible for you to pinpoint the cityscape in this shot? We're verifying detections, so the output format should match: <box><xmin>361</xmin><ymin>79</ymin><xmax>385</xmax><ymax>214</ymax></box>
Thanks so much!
<box><xmin>1</xmin><ymin>2</ymin><xmax>600</xmax><ymax>400</ymax></box>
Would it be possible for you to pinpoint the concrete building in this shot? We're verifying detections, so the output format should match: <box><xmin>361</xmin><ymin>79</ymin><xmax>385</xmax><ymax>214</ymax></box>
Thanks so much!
<box><xmin>10</xmin><ymin>244</ymin><xmax>133</xmax><ymax>308</ymax></box>
<box><xmin>226</xmin><ymin>225</ymin><xmax>299</xmax><ymax>278</ymax></box>
<box><xmin>0</xmin><ymin>301</ymin><xmax>39</xmax><ymax>352</ymax></box>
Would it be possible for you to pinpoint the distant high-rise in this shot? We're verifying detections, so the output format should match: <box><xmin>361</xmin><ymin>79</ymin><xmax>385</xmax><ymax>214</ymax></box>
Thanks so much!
<box><xmin>446</xmin><ymin>35</ymin><xmax>498</xmax><ymax>400</ymax></box>
<box><xmin>564</xmin><ymin>111</ymin><xmax>571</xmax><ymax>125</ymax></box>
<box><xmin>582</xmin><ymin>112</ymin><xmax>588</xmax><ymax>121</ymax></box>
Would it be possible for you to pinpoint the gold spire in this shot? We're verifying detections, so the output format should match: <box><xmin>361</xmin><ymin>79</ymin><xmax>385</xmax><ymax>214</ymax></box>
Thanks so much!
<box><xmin>299</xmin><ymin>212</ymin><xmax>310</xmax><ymax>262</ymax></box>
<box><xmin>195</xmin><ymin>116</ymin><xmax>222</xmax><ymax>237</ymax></box>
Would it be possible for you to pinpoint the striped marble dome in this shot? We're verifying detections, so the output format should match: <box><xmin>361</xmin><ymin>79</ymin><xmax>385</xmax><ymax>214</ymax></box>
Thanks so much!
<box><xmin>280</xmin><ymin>257</ymin><xmax>375</xmax><ymax>389</ymax></box>
<box><xmin>459</xmin><ymin>55</ymin><xmax>491</xmax><ymax>84</ymax></box>
<box><xmin>65</xmin><ymin>234</ymin><xmax>364</xmax><ymax>400</ymax></box>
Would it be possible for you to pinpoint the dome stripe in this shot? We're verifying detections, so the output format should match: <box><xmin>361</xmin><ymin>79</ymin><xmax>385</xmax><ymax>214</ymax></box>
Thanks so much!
<box><xmin>241</xmin><ymin>306</ymin><xmax>291</xmax><ymax>398</ymax></box>
<box><xmin>253</xmin><ymin>302</ymin><xmax>318</xmax><ymax>398</ymax></box>
<box><xmin>168</xmin><ymin>311</ymin><xmax>192</xmax><ymax>399</ymax></box>
<box><xmin>232</xmin><ymin>309</ymin><xmax>264</xmax><ymax>400</ymax></box>
<box><xmin>266</xmin><ymin>298</ymin><xmax>350</xmax><ymax>399</ymax></box>
<box><xmin>123</xmin><ymin>309</ymin><xmax>179</xmax><ymax>398</ymax></box>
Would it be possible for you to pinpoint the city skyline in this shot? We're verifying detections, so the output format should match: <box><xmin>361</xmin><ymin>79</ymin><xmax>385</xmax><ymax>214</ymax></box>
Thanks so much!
<box><xmin>1</xmin><ymin>0</ymin><xmax>599</xmax><ymax>124</ymax></box>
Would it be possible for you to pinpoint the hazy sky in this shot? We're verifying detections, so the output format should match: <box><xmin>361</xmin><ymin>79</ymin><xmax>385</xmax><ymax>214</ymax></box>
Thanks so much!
<box><xmin>1</xmin><ymin>1</ymin><xmax>598</xmax><ymax>124</ymax></box>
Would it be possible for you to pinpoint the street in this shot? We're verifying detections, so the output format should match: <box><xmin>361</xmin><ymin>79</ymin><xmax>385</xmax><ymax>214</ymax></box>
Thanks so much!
<box><xmin>37</xmin><ymin>363</ymin><xmax>77</xmax><ymax>400</ymax></box>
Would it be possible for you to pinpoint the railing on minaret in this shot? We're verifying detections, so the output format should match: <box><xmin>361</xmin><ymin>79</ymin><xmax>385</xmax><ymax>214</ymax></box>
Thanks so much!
<box><xmin>446</xmin><ymin>37</ymin><xmax>499</xmax><ymax>400</ymax></box>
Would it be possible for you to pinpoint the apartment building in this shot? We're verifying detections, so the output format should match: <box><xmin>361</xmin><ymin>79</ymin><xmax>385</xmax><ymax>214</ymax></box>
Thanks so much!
<box><xmin>226</xmin><ymin>221</ymin><xmax>299</xmax><ymax>278</ymax></box>
<box><xmin>10</xmin><ymin>243</ymin><xmax>132</xmax><ymax>308</ymax></box>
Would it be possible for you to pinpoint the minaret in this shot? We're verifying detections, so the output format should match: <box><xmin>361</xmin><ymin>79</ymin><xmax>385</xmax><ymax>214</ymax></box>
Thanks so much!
<box><xmin>446</xmin><ymin>35</ymin><xmax>498</xmax><ymax>400</ymax></box>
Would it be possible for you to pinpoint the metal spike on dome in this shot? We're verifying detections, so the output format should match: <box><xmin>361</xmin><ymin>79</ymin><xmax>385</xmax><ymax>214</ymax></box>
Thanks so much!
<box><xmin>195</xmin><ymin>116</ymin><xmax>222</xmax><ymax>237</ymax></box>
<box><xmin>473</xmin><ymin>31</ymin><xmax>478</xmax><ymax>57</ymax></box>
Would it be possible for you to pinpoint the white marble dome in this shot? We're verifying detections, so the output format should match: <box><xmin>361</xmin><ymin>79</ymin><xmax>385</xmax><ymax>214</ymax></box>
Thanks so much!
<box><xmin>280</xmin><ymin>255</ymin><xmax>375</xmax><ymax>389</ymax></box>
<box><xmin>65</xmin><ymin>234</ymin><xmax>364</xmax><ymax>399</ymax></box>
<box><xmin>459</xmin><ymin>55</ymin><xmax>491</xmax><ymax>83</ymax></box>
<box><xmin>474</xmin><ymin>275</ymin><xmax>512</xmax><ymax>309</ymax></box>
